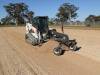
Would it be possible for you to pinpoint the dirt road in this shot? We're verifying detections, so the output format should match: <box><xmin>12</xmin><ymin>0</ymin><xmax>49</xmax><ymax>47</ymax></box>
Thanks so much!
<box><xmin>0</xmin><ymin>27</ymin><xmax>100</xmax><ymax>75</ymax></box>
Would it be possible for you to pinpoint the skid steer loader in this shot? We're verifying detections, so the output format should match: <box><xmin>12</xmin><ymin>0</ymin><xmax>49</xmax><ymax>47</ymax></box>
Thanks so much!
<box><xmin>25</xmin><ymin>16</ymin><xmax>80</xmax><ymax>56</ymax></box>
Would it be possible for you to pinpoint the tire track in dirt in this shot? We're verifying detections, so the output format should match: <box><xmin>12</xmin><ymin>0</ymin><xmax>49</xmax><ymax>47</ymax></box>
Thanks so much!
<box><xmin>0</xmin><ymin>28</ymin><xmax>48</xmax><ymax>75</ymax></box>
<box><xmin>0</xmin><ymin>62</ymin><xmax>4</xmax><ymax>75</ymax></box>
<box><xmin>0</xmin><ymin>29</ymin><xmax>37</xmax><ymax>75</ymax></box>
<box><xmin>0</xmin><ymin>27</ymin><xmax>100</xmax><ymax>75</ymax></box>
<box><xmin>1</xmin><ymin>28</ymin><xmax>48</xmax><ymax>75</ymax></box>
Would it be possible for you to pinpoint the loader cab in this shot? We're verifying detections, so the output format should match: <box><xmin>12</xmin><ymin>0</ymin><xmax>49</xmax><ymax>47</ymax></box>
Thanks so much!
<box><xmin>33</xmin><ymin>16</ymin><xmax>49</xmax><ymax>34</ymax></box>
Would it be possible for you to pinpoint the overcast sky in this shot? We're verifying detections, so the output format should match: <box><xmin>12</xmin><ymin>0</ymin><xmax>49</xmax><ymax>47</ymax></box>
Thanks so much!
<box><xmin>0</xmin><ymin>0</ymin><xmax>100</xmax><ymax>21</ymax></box>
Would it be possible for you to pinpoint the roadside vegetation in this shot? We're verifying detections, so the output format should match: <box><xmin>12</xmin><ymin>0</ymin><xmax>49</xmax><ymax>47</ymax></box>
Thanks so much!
<box><xmin>0</xmin><ymin>2</ymin><xmax>100</xmax><ymax>30</ymax></box>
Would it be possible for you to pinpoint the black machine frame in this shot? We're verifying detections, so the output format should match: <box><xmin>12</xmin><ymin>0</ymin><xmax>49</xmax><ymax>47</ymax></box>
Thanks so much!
<box><xmin>25</xmin><ymin>16</ymin><xmax>80</xmax><ymax>56</ymax></box>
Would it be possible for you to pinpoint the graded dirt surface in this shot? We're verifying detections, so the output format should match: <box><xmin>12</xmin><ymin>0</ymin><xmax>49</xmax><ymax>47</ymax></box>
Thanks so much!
<box><xmin>0</xmin><ymin>27</ymin><xmax>100</xmax><ymax>75</ymax></box>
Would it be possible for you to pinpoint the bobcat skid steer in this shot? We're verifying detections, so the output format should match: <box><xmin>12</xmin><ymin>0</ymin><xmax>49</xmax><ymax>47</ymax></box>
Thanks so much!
<box><xmin>25</xmin><ymin>16</ymin><xmax>50</xmax><ymax>46</ymax></box>
<box><xmin>25</xmin><ymin>16</ymin><xmax>80</xmax><ymax>56</ymax></box>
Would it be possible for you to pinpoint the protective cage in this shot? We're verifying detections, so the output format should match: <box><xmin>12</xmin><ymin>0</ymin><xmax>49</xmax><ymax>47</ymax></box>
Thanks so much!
<box><xmin>33</xmin><ymin>16</ymin><xmax>49</xmax><ymax>34</ymax></box>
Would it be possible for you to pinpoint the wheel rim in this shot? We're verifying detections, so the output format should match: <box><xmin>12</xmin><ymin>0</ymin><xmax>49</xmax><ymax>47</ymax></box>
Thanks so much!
<box><xmin>69</xmin><ymin>46</ymin><xmax>74</xmax><ymax>50</ymax></box>
<box><xmin>53</xmin><ymin>48</ymin><xmax>62</xmax><ymax>55</ymax></box>
<box><xmin>54</xmin><ymin>50</ymin><xmax>60</xmax><ymax>54</ymax></box>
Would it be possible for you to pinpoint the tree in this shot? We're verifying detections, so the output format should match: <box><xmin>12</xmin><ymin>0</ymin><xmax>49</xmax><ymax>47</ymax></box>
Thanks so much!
<box><xmin>1</xmin><ymin>16</ymin><xmax>15</xmax><ymax>25</ymax></box>
<box><xmin>1</xmin><ymin>17</ymin><xmax>9</xmax><ymax>25</ymax></box>
<box><xmin>27</xmin><ymin>11</ymin><xmax>34</xmax><ymax>23</ymax></box>
<box><xmin>56</xmin><ymin>3</ymin><xmax>78</xmax><ymax>33</ymax></box>
<box><xmin>48</xmin><ymin>18</ymin><xmax>55</xmax><ymax>25</ymax></box>
<box><xmin>85</xmin><ymin>15</ymin><xmax>100</xmax><ymax>26</ymax></box>
<box><xmin>1</xmin><ymin>18</ymin><xmax>7</xmax><ymax>25</ymax></box>
<box><xmin>4</xmin><ymin>3</ymin><xmax>30</xmax><ymax>26</ymax></box>
<box><xmin>85</xmin><ymin>15</ymin><xmax>95</xmax><ymax>26</ymax></box>
<box><xmin>94</xmin><ymin>16</ymin><xmax>100</xmax><ymax>21</ymax></box>
<box><xmin>53</xmin><ymin>18</ymin><xmax>60</xmax><ymax>25</ymax></box>
<box><xmin>0</xmin><ymin>21</ymin><xmax>1</xmax><ymax>25</ymax></box>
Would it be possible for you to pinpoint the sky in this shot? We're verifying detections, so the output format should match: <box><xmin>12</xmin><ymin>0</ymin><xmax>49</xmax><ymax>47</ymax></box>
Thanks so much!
<box><xmin>0</xmin><ymin>0</ymin><xmax>100</xmax><ymax>21</ymax></box>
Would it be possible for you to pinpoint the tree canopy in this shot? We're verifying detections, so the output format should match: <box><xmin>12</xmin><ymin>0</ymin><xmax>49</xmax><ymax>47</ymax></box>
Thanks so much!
<box><xmin>56</xmin><ymin>3</ymin><xmax>78</xmax><ymax>33</ymax></box>
<box><xmin>85</xmin><ymin>15</ymin><xmax>100</xmax><ymax>26</ymax></box>
<box><xmin>3</xmin><ymin>3</ymin><xmax>34</xmax><ymax>25</ymax></box>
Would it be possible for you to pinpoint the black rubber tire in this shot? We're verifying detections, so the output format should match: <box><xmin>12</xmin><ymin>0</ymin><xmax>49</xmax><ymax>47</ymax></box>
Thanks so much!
<box><xmin>69</xmin><ymin>45</ymin><xmax>77</xmax><ymax>51</ymax></box>
<box><xmin>25</xmin><ymin>34</ymin><xmax>28</xmax><ymax>39</ymax></box>
<box><xmin>53</xmin><ymin>47</ymin><xmax>63</xmax><ymax>56</ymax></box>
<box><xmin>25</xmin><ymin>34</ymin><xmax>29</xmax><ymax>43</ymax></box>
<box><xmin>52</xmin><ymin>29</ymin><xmax>57</xmax><ymax>32</ymax></box>
<box><xmin>73</xmin><ymin>45</ymin><xmax>77</xmax><ymax>51</ymax></box>
<box><xmin>25</xmin><ymin>34</ymin><xmax>38</xmax><ymax>46</ymax></box>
